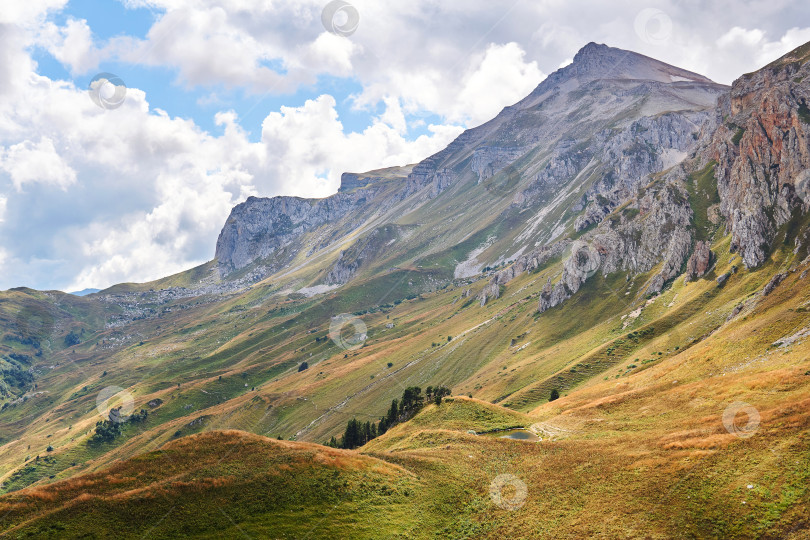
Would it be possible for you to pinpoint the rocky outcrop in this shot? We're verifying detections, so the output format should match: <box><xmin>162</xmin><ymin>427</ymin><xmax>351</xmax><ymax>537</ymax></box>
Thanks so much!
<box><xmin>215</xmin><ymin>193</ymin><xmax>369</xmax><ymax>275</ymax></box>
<box><xmin>325</xmin><ymin>251</ymin><xmax>355</xmax><ymax>285</ymax></box>
<box><xmin>535</xmin><ymin>241</ymin><xmax>603</xmax><ymax>312</ymax></box>
<box><xmin>471</xmin><ymin>146</ymin><xmax>528</xmax><ymax>183</ymax></box>
<box><xmin>533</xmin><ymin>162</ymin><xmax>697</xmax><ymax>309</ymax></box>
<box><xmin>726</xmin><ymin>302</ymin><xmax>745</xmax><ymax>321</ymax></box>
<box><xmin>573</xmin><ymin>111</ymin><xmax>713</xmax><ymax>229</ymax></box>
<box><xmin>338</xmin><ymin>173</ymin><xmax>372</xmax><ymax>192</ymax></box>
<box><xmin>478</xmin><ymin>279</ymin><xmax>501</xmax><ymax>306</ymax></box>
<box><xmin>709</xmin><ymin>45</ymin><xmax>810</xmax><ymax>268</ymax></box>
<box><xmin>325</xmin><ymin>226</ymin><xmax>398</xmax><ymax>285</ymax></box>
<box><xmin>685</xmin><ymin>241</ymin><xmax>714</xmax><ymax>282</ymax></box>
<box><xmin>486</xmin><ymin>241</ymin><xmax>570</xmax><ymax>291</ymax></box>
<box><xmin>492</xmin><ymin>259</ymin><xmax>527</xmax><ymax>284</ymax></box>
<box><xmin>762</xmin><ymin>272</ymin><xmax>787</xmax><ymax>296</ymax></box>
<box><xmin>403</xmin><ymin>129</ymin><xmax>480</xmax><ymax>198</ymax></box>
<box><xmin>589</xmin><ymin>170</ymin><xmax>695</xmax><ymax>295</ymax></box>
<box><xmin>405</xmin><ymin>162</ymin><xmax>451</xmax><ymax>199</ymax></box>
<box><xmin>430</xmin><ymin>169</ymin><xmax>457</xmax><ymax>198</ymax></box>
<box><xmin>575</xmin><ymin>200</ymin><xmax>611</xmax><ymax>232</ymax></box>
<box><xmin>538</xmin><ymin>278</ymin><xmax>570</xmax><ymax>312</ymax></box>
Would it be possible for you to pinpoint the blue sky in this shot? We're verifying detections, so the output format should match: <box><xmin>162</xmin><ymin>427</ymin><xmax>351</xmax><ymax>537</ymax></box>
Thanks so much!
<box><xmin>31</xmin><ymin>1</ymin><xmax>392</xmax><ymax>140</ymax></box>
<box><xmin>0</xmin><ymin>0</ymin><xmax>808</xmax><ymax>292</ymax></box>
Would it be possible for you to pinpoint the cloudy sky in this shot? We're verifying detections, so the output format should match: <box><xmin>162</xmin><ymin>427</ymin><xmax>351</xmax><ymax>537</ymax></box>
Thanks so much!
<box><xmin>0</xmin><ymin>0</ymin><xmax>808</xmax><ymax>292</ymax></box>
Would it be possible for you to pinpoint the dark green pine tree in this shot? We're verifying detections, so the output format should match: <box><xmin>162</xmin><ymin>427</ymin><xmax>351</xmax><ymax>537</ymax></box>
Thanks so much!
<box><xmin>387</xmin><ymin>398</ymin><xmax>399</xmax><ymax>426</ymax></box>
<box><xmin>433</xmin><ymin>386</ymin><xmax>451</xmax><ymax>405</ymax></box>
<box><xmin>341</xmin><ymin>419</ymin><xmax>361</xmax><ymax>449</ymax></box>
<box><xmin>400</xmin><ymin>387</ymin><xmax>423</xmax><ymax>417</ymax></box>
<box><xmin>362</xmin><ymin>421</ymin><xmax>371</xmax><ymax>445</ymax></box>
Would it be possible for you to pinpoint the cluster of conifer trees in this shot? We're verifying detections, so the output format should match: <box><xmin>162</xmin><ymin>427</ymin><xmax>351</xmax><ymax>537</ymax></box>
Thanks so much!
<box><xmin>90</xmin><ymin>407</ymin><xmax>149</xmax><ymax>444</ymax></box>
<box><xmin>327</xmin><ymin>385</ymin><xmax>451</xmax><ymax>449</ymax></box>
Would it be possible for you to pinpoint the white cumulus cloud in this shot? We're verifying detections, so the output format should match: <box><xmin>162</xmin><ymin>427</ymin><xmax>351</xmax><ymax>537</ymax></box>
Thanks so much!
<box><xmin>1</xmin><ymin>137</ymin><xmax>77</xmax><ymax>191</ymax></box>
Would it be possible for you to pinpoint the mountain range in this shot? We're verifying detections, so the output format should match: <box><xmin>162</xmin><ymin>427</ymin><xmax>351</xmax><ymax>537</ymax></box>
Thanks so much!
<box><xmin>1</xmin><ymin>41</ymin><xmax>810</xmax><ymax>538</ymax></box>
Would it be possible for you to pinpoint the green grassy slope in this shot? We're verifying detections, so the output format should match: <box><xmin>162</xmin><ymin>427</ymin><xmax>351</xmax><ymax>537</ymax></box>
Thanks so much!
<box><xmin>5</xmin><ymin>354</ymin><xmax>809</xmax><ymax>540</ymax></box>
<box><xmin>0</xmin><ymin>431</ymin><xmax>423</xmax><ymax>539</ymax></box>
<box><xmin>3</xmin><ymin>223</ymin><xmax>809</xmax><ymax>500</ymax></box>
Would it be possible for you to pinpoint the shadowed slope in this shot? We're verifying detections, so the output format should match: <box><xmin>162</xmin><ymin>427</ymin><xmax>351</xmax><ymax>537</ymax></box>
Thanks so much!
<box><xmin>0</xmin><ymin>430</ymin><xmax>420</xmax><ymax>539</ymax></box>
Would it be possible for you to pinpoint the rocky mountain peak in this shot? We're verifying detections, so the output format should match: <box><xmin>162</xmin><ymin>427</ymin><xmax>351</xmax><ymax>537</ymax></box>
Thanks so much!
<box><xmin>562</xmin><ymin>42</ymin><xmax>717</xmax><ymax>85</ymax></box>
<box><xmin>214</xmin><ymin>41</ymin><xmax>732</xmax><ymax>281</ymax></box>
<box><xmin>571</xmin><ymin>41</ymin><xmax>614</xmax><ymax>63</ymax></box>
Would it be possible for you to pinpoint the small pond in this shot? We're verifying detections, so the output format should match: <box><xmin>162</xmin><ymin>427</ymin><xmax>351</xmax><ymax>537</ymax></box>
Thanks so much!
<box><xmin>482</xmin><ymin>429</ymin><xmax>540</xmax><ymax>442</ymax></box>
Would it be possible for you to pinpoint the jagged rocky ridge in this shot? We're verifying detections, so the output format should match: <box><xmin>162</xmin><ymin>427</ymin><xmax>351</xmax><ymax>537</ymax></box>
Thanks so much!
<box><xmin>498</xmin><ymin>44</ymin><xmax>810</xmax><ymax>311</ymax></box>
<box><xmin>708</xmin><ymin>45</ymin><xmax>810</xmax><ymax>267</ymax></box>
<box><xmin>215</xmin><ymin>194</ymin><xmax>364</xmax><ymax>276</ymax></box>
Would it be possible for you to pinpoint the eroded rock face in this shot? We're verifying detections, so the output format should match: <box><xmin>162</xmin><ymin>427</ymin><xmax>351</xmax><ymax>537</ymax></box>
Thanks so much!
<box><xmin>685</xmin><ymin>241</ymin><xmax>714</xmax><ymax>282</ymax></box>
<box><xmin>538</xmin><ymin>278</ymin><xmax>570</xmax><ymax>313</ymax></box>
<box><xmin>403</xmin><ymin>130</ymin><xmax>475</xmax><ymax>198</ymax></box>
<box><xmin>489</xmin><ymin>240</ymin><xmax>570</xmax><ymax>291</ymax></box>
<box><xmin>215</xmin><ymin>193</ymin><xmax>368</xmax><ymax>275</ymax></box>
<box><xmin>592</xmin><ymin>170</ymin><xmax>695</xmax><ymax>295</ymax></box>
<box><xmin>325</xmin><ymin>251</ymin><xmax>355</xmax><ymax>285</ymax></box>
<box><xmin>325</xmin><ymin>226</ymin><xmax>399</xmax><ymax>285</ymax></box>
<box><xmin>471</xmin><ymin>147</ymin><xmax>528</xmax><ymax>183</ymax></box>
<box><xmin>591</xmin><ymin>112</ymin><xmax>711</xmax><ymax>202</ymax></box>
<box><xmin>533</xmin><ymin>161</ymin><xmax>698</xmax><ymax>307</ymax></box>
<box><xmin>338</xmin><ymin>173</ymin><xmax>371</xmax><ymax>192</ymax></box>
<box><xmin>518</xmin><ymin>109</ymin><xmax>715</xmax><ymax>238</ymax></box>
<box><xmin>709</xmin><ymin>50</ymin><xmax>810</xmax><ymax>268</ymax></box>
<box><xmin>575</xmin><ymin>201</ymin><xmax>610</xmax><ymax>232</ymax></box>
<box><xmin>762</xmin><ymin>272</ymin><xmax>787</xmax><ymax>296</ymax></box>
<box><xmin>478</xmin><ymin>278</ymin><xmax>501</xmax><ymax>306</ymax></box>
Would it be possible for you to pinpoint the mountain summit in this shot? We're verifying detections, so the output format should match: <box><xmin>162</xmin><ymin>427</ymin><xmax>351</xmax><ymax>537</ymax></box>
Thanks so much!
<box><xmin>563</xmin><ymin>42</ymin><xmax>716</xmax><ymax>84</ymax></box>
<box><xmin>214</xmin><ymin>43</ymin><xmax>727</xmax><ymax>296</ymax></box>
